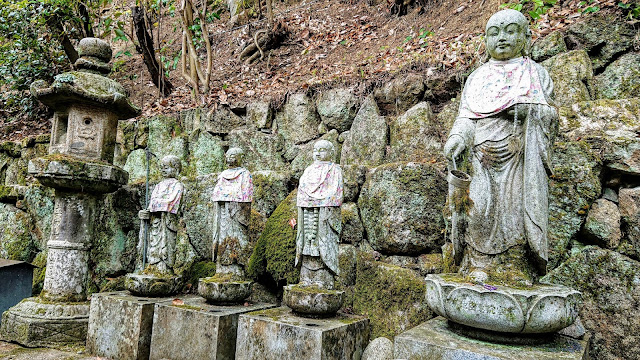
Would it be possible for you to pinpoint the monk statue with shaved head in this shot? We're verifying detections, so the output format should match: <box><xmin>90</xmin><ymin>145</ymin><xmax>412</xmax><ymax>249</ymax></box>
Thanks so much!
<box><xmin>444</xmin><ymin>9</ymin><xmax>558</xmax><ymax>286</ymax></box>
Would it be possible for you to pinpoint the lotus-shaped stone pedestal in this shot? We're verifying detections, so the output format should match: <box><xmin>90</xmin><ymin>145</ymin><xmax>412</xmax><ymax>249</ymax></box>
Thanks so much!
<box><xmin>198</xmin><ymin>277</ymin><xmax>252</xmax><ymax>304</ymax></box>
<box><xmin>283</xmin><ymin>285</ymin><xmax>344</xmax><ymax>317</ymax></box>
<box><xmin>425</xmin><ymin>274</ymin><xmax>581</xmax><ymax>342</ymax></box>
<box><xmin>125</xmin><ymin>273</ymin><xmax>181</xmax><ymax>297</ymax></box>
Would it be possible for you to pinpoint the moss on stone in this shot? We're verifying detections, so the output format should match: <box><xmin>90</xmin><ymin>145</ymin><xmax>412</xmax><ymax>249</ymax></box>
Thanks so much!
<box><xmin>353</xmin><ymin>251</ymin><xmax>433</xmax><ymax>338</ymax></box>
<box><xmin>181</xmin><ymin>261</ymin><xmax>217</xmax><ymax>289</ymax></box>
<box><xmin>31</xmin><ymin>251</ymin><xmax>47</xmax><ymax>295</ymax></box>
<box><xmin>247</xmin><ymin>190</ymin><xmax>299</xmax><ymax>285</ymax></box>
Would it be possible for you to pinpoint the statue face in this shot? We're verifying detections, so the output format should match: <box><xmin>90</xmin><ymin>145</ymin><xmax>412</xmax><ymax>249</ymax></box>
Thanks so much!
<box><xmin>225</xmin><ymin>148</ymin><xmax>243</xmax><ymax>168</ymax></box>
<box><xmin>160</xmin><ymin>160</ymin><xmax>178</xmax><ymax>178</ymax></box>
<box><xmin>486</xmin><ymin>11</ymin><xmax>528</xmax><ymax>60</ymax></box>
<box><xmin>313</xmin><ymin>141</ymin><xmax>333</xmax><ymax>162</ymax></box>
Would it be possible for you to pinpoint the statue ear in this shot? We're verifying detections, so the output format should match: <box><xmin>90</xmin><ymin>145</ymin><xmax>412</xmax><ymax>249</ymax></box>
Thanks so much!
<box><xmin>522</xmin><ymin>28</ymin><xmax>532</xmax><ymax>57</ymax></box>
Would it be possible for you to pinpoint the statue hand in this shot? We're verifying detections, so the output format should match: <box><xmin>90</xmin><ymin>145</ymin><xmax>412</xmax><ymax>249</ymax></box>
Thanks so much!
<box><xmin>444</xmin><ymin>135</ymin><xmax>466</xmax><ymax>161</ymax></box>
<box><xmin>138</xmin><ymin>209</ymin><xmax>151</xmax><ymax>220</ymax></box>
<box><xmin>506</xmin><ymin>104</ymin><xmax>530</xmax><ymax>120</ymax></box>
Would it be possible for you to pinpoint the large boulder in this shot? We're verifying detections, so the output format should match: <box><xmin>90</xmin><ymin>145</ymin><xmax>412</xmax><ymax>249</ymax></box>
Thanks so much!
<box><xmin>342</xmin><ymin>165</ymin><xmax>366</xmax><ymax>203</ymax></box>
<box><xmin>618</xmin><ymin>187</ymin><xmax>640</xmax><ymax>260</ymax></box>
<box><xmin>531</xmin><ymin>30</ymin><xmax>567</xmax><ymax>62</ymax></box>
<box><xmin>594</xmin><ymin>52</ymin><xmax>640</xmax><ymax>100</ymax></box>
<box><xmin>276</xmin><ymin>93</ymin><xmax>320</xmax><ymax>145</ymax></box>
<box><xmin>22</xmin><ymin>186</ymin><xmax>54</xmax><ymax>249</ymax></box>
<box><xmin>188</xmin><ymin>130</ymin><xmax>225</xmax><ymax>177</ymax></box>
<box><xmin>543</xmin><ymin>247</ymin><xmax>640</xmax><ymax>360</ymax></box>
<box><xmin>549</xmin><ymin>140</ymin><xmax>602</xmax><ymax>269</ymax></box>
<box><xmin>0</xmin><ymin>203</ymin><xmax>37</xmax><ymax>262</ymax></box>
<box><xmin>362</xmin><ymin>337</ymin><xmax>394</xmax><ymax>360</ymax></box>
<box><xmin>353</xmin><ymin>252</ymin><xmax>433</xmax><ymax>338</ymax></box>
<box><xmin>252</xmin><ymin>170</ymin><xmax>291</xmax><ymax>217</ymax></box>
<box><xmin>180</xmin><ymin>175</ymin><xmax>217</xmax><ymax>260</ymax></box>
<box><xmin>358</xmin><ymin>162</ymin><xmax>447</xmax><ymax>255</ymax></box>
<box><xmin>316</xmin><ymin>88</ymin><xmax>358</xmax><ymax>133</ymax></box>
<box><xmin>374</xmin><ymin>74</ymin><xmax>425</xmax><ymax>115</ymax></box>
<box><xmin>565</xmin><ymin>13</ymin><xmax>636</xmax><ymax>71</ymax></box>
<box><xmin>246</xmin><ymin>99</ymin><xmax>273</xmax><ymax>130</ymax></box>
<box><xmin>581</xmin><ymin>198</ymin><xmax>621</xmax><ymax>249</ymax></box>
<box><xmin>341</xmin><ymin>202</ymin><xmax>364</xmax><ymax>245</ymax></box>
<box><xmin>435</xmin><ymin>97</ymin><xmax>460</xmax><ymax>136</ymax></box>
<box><xmin>341</xmin><ymin>96</ymin><xmax>387</xmax><ymax>167</ymax></box>
<box><xmin>204</xmin><ymin>106</ymin><xmax>246</xmax><ymax>134</ymax></box>
<box><xmin>227</xmin><ymin>128</ymin><xmax>287</xmax><ymax>172</ymax></box>
<box><xmin>542</xmin><ymin>50</ymin><xmax>593</xmax><ymax>107</ymax></box>
<box><xmin>387</xmin><ymin>102</ymin><xmax>444</xmax><ymax>162</ymax></box>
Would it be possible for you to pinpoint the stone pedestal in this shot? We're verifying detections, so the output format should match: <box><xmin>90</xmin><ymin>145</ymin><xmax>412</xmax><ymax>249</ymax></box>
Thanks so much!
<box><xmin>0</xmin><ymin>298</ymin><xmax>89</xmax><ymax>347</ymax></box>
<box><xmin>149</xmin><ymin>295</ymin><xmax>275</xmax><ymax>360</ymax></box>
<box><xmin>394</xmin><ymin>317</ymin><xmax>589</xmax><ymax>360</ymax></box>
<box><xmin>236</xmin><ymin>306</ymin><xmax>369</xmax><ymax>360</ymax></box>
<box><xmin>86</xmin><ymin>291</ymin><xmax>174</xmax><ymax>360</ymax></box>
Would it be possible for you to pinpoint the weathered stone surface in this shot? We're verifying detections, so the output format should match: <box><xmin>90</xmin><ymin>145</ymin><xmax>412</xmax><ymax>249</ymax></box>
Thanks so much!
<box><xmin>543</xmin><ymin>247</ymin><xmax>640</xmax><ymax>360</ymax></box>
<box><xmin>236</xmin><ymin>306</ymin><xmax>369</xmax><ymax>360</ymax></box>
<box><xmin>0</xmin><ymin>340</ymin><xmax>96</xmax><ymax>359</ymax></box>
<box><xmin>149</xmin><ymin>296</ymin><xmax>275</xmax><ymax>360</ymax></box>
<box><xmin>29</xmin><ymin>156</ymin><xmax>128</xmax><ymax>193</ymax></box>
<box><xmin>290</xmin><ymin>130</ymin><xmax>340</xmax><ymax>179</ymax></box>
<box><xmin>198</xmin><ymin>279</ymin><xmax>252</xmax><ymax>304</ymax></box>
<box><xmin>358</xmin><ymin>162</ymin><xmax>446</xmax><ymax>255</ymax></box>
<box><xmin>277</xmin><ymin>93</ymin><xmax>320</xmax><ymax>145</ymax></box>
<box><xmin>374</xmin><ymin>73</ymin><xmax>425</xmax><ymax>114</ymax></box>
<box><xmin>204</xmin><ymin>106</ymin><xmax>246</xmax><ymax>134</ymax></box>
<box><xmin>316</xmin><ymin>88</ymin><xmax>358</xmax><ymax>133</ymax></box>
<box><xmin>227</xmin><ymin>128</ymin><xmax>286</xmax><ymax>172</ymax></box>
<box><xmin>86</xmin><ymin>292</ymin><xmax>174</xmax><ymax>360</ymax></box>
<box><xmin>125</xmin><ymin>273</ymin><xmax>181</xmax><ymax>297</ymax></box>
<box><xmin>618</xmin><ymin>187</ymin><xmax>640</xmax><ymax>260</ymax></box>
<box><xmin>353</xmin><ymin>252</ymin><xmax>433</xmax><ymax>339</ymax></box>
<box><xmin>581</xmin><ymin>198</ymin><xmax>621</xmax><ymax>249</ymax></box>
<box><xmin>548</xmin><ymin>140</ymin><xmax>602</xmax><ymax>268</ymax></box>
<box><xmin>565</xmin><ymin>13</ymin><xmax>636</xmax><ymax>71</ymax></box>
<box><xmin>425</xmin><ymin>274</ymin><xmax>581</xmax><ymax>334</ymax></box>
<box><xmin>531</xmin><ymin>30</ymin><xmax>567</xmax><ymax>62</ymax></box>
<box><xmin>0</xmin><ymin>203</ymin><xmax>37</xmax><ymax>262</ymax></box>
<box><xmin>0</xmin><ymin>298</ymin><xmax>89</xmax><ymax>347</ymax></box>
<box><xmin>542</xmin><ymin>50</ymin><xmax>593</xmax><ymax>107</ymax></box>
<box><xmin>341</xmin><ymin>202</ymin><xmax>363</xmax><ymax>245</ymax></box>
<box><xmin>341</xmin><ymin>165</ymin><xmax>366</xmax><ymax>203</ymax></box>
<box><xmin>247</xmin><ymin>99</ymin><xmax>273</xmax><ymax>129</ymax></box>
<box><xmin>388</xmin><ymin>102</ymin><xmax>443</xmax><ymax>162</ymax></box>
<box><xmin>394</xmin><ymin>317</ymin><xmax>589</xmax><ymax>360</ymax></box>
<box><xmin>189</xmin><ymin>131</ymin><xmax>225</xmax><ymax>177</ymax></box>
<box><xmin>23</xmin><ymin>186</ymin><xmax>55</xmax><ymax>249</ymax></box>
<box><xmin>417</xmin><ymin>253</ymin><xmax>443</xmax><ymax>276</ymax></box>
<box><xmin>283</xmin><ymin>285</ymin><xmax>344</xmax><ymax>316</ymax></box>
<box><xmin>435</xmin><ymin>97</ymin><xmax>459</xmax><ymax>139</ymax></box>
<box><xmin>362</xmin><ymin>336</ymin><xmax>393</xmax><ymax>360</ymax></box>
<box><xmin>337</xmin><ymin>244</ymin><xmax>357</xmax><ymax>288</ymax></box>
<box><xmin>252</xmin><ymin>170</ymin><xmax>291</xmax><ymax>217</ymax></box>
<box><xmin>594</xmin><ymin>52</ymin><xmax>640</xmax><ymax>100</ymax></box>
<box><xmin>340</xmin><ymin>96</ymin><xmax>387</xmax><ymax>167</ymax></box>
<box><xmin>181</xmin><ymin>175</ymin><xmax>216</xmax><ymax>260</ymax></box>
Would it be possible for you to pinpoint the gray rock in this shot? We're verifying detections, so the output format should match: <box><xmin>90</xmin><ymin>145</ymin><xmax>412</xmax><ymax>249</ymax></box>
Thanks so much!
<box><xmin>435</xmin><ymin>97</ymin><xmax>460</xmax><ymax>137</ymax></box>
<box><xmin>189</xmin><ymin>131</ymin><xmax>225</xmax><ymax>177</ymax></box>
<box><xmin>558</xmin><ymin>316</ymin><xmax>586</xmax><ymax>339</ymax></box>
<box><xmin>227</xmin><ymin>128</ymin><xmax>286</xmax><ymax>172</ymax></box>
<box><xmin>341</xmin><ymin>202</ymin><xmax>364</xmax><ymax>245</ymax></box>
<box><xmin>277</xmin><ymin>93</ymin><xmax>320</xmax><ymax>145</ymax></box>
<box><xmin>338</xmin><ymin>244</ymin><xmax>357</xmax><ymax>287</ymax></box>
<box><xmin>594</xmin><ymin>52</ymin><xmax>640</xmax><ymax>100</ymax></box>
<box><xmin>22</xmin><ymin>186</ymin><xmax>54</xmax><ymax>249</ymax></box>
<box><xmin>388</xmin><ymin>102</ymin><xmax>443</xmax><ymax>162</ymax></box>
<box><xmin>618</xmin><ymin>187</ymin><xmax>640</xmax><ymax>260</ymax></box>
<box><xmin>602</xmin><ymin>187</ymin><xmax>618</xmax><ymax>203</ymax></box>
<box><xmin>542</xmin><ymin>50</ymin><xmax>593</xmax><ymax>107</ymax></box>
<box><xmin>581</xmin><ymin>198</ymin><xmax>621</xmax><ymax>249</ymax></box>
<box><xmin>374</xmin><ymin>74</ymin><xmax>425</xmax><ymax>114</ymax></box>
<box><xmin>358</xmin><ymin>162</ymin><xmax>446</xmax><ymax>255</ymax></box>
<box><xmin>247</xmin><ymin>99</ymin><xmax>273</xmax><ymax>129</ymax></box>
<box><xmin>180</xmin><ymin>107</ymin><xmax>207</xmax><ymax>135</ymax></box>
<box><xmin>0</xmin><ymin>203</ymin><xmax>37</xmax><ymax>262</ymax></box>
<box><xmin>181</xmin><ymin>175</ymin><xmax>217</xmax><ymax>260</ymax></box>
<box><xmin>204</xmin><ymin>106</ymin><xmax>246</xmax><ymax>134</ymax></box>
<box><xmin>362</xmin><ymin>336</ymin><xmax>394</xmax><ymax>360</ymax></box>
<box><xmin>531</xmin><ymin>30</ymin><xmax>567</xmax><ymax>62</ymax></box>
<box><xmin>543</xmin><ymin>247</ymin><xmax>640</xmax><ymax>360</ymax></box>
<box><xmin>342</xmin><ymin>164</ymin><xmax>366</xmax><ymax>203</ymax></box>
<box><xmin>252</xmin><ymin>170</ymin><xmax>291</xmax><ymax>217</ymax></box>
<box><xmin>565</xmin><ymin>13</ymin><xmax>636</xmax><ymax>71</ymax></box>
<box><xmin>341</xmin><ymin>96</ymin><xmax>387</xmax><ymax>167</ymax></box>
<box><xmin>316</xmin><ymin>88</ymin><xmax>358</xmax><ymax>133</ymax></box>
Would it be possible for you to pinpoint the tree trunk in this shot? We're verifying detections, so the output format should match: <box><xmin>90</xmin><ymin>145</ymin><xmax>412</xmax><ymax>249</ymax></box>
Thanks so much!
<box><xmin>45</xmin><ymin>16</ymin><xmax>79</xmax><ymax>64</ymax></box>
<box><xmin>132</xmin><ymin>5</ymin><xmax>174</xmax><ymax>97</ymax></box>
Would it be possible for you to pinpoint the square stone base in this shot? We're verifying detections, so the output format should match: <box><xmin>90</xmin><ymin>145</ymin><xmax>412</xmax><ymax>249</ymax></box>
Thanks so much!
<box><xmin>86</xmin><ymin>291</ymin><xmax>175</xmax><ymax>360</ymax></box>
<box><xmin>0</xmin><ymin>298</ymin><xmax>90</xmax><ymax>347</ymax></box>
<box><xmin>149</xmin><ymin>296</ymin><xmax>275</xmax><ymax>360</ymax></box>
<box><xmin>394</xmin><ymin>317</ymin><xmax>589</xmax><ymax>360</ymax></box>
<box><xmin>236</xmin><ymin>306</ymin><xmax>370</xmax><ymax>360</ymax></box>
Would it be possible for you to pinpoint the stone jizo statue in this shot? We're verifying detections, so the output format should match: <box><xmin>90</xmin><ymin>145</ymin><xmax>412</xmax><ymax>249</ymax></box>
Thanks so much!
<box><xmin>211</xmin><ymin>147</ymin><xmax>254</xmax><ymax>277</ymax></box>
<box><xmin>295</xmin><ymin>140</ymin><xmax>343</xmax><ymax>289</ymax></box>
<box><xmin>444</xmin><ymin>9</ymin><xmax>558</xmax><ymax>285</ymax></box>
<box><xmin>137</xmin><ymin>155</ymin><xmax>185</xmax><ymax>274</ymax></box>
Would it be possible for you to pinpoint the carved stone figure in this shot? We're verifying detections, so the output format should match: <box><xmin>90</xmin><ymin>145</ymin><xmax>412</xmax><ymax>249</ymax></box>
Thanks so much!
<box><xmin>444</xmin><ymin>9</ymin><xmax>558</xmax><ymax>285</ymax></box>
<box><xmin>137</xmin><ymin>155</ymin><xmax>185</xmax><ymax>274</ymax></box>
<box><xmin>295</xmin><ymin>140</ymin><xmax>344</xmax><ymax>290</ymax></box>
<box><xmin>211</xmin><ymin>147</ymin><xmax>254</xmax><ymax>277</ymax></box>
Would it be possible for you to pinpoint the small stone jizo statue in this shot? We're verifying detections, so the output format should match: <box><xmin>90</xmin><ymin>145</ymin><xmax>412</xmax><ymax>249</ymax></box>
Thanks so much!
<box><xmin>295</xmin><ymin>140</ymin><xmax>343</xmax><ymax>289</ymax></box>
<box><xmin>137</xmin><ymin>155</ymin><xmax>185</xmax><ymax>274</ymax></box>
<box><xmin>444</xmin><ymin>9</ymin><xmax>558</xmax><ymax>285</ymax></box>
<box><xmin>211</xmin><ymin>147</ymin><xmax>254</xmax><ymax>278</ymax></box>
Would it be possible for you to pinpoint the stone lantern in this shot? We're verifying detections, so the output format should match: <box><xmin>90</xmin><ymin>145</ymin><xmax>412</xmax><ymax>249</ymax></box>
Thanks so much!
<box><xmin>0</xmin><ymin>38</ymin><xmax>140</xmax><ymax>347</ymax></box>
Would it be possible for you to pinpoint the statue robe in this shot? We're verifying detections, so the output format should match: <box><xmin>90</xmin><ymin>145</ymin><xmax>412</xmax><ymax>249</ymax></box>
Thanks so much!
<box><xmin>450</xmin><ymin>57</ymin><xmax>557</xmax><ymax>274</ymax></box>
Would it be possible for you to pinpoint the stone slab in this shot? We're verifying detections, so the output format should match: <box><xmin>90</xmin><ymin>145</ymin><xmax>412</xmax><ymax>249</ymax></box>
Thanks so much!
<box><xmin>394</xmin><ymin>317</ymin><xmax>589</xmax><ymax>360</ymax></box>
<box><xmin>149</xmin><ymin>296</ymin><xmax>275</xmax><ymax>360</ymax></box>
<box><xmin>236</xmin><ymin>306</ymin><xmax>370</xmax><ymax>360</ymax></box>
<box><xmin>0</xmin><ymin>297</ymin><xmax>90</xmax><ymax>347</ymax></box>
<box><xmin>86</xmin><ymin>291</ymin><xmax>174</xmax><ymax>360</ymax></box>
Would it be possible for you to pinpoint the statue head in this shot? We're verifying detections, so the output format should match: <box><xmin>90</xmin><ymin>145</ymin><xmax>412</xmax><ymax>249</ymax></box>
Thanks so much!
<box><xmin>312</xmin><ymin>140</ymin><xmax>335</xmax><ymax>162</ymax></box>
<box><xmin>160</xmin><ymin>155</ymin><xmax>181</xmax><ymax>178</ymax></box>
<box><xmin>485</xmin><ymin>9</ymin><xmax>531</xmax><ymax>61</ymax></box>
<box><xmin>225</xmin><ymin>147</ymin><xmax>245</xmax><ymax>168</ymax></box>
